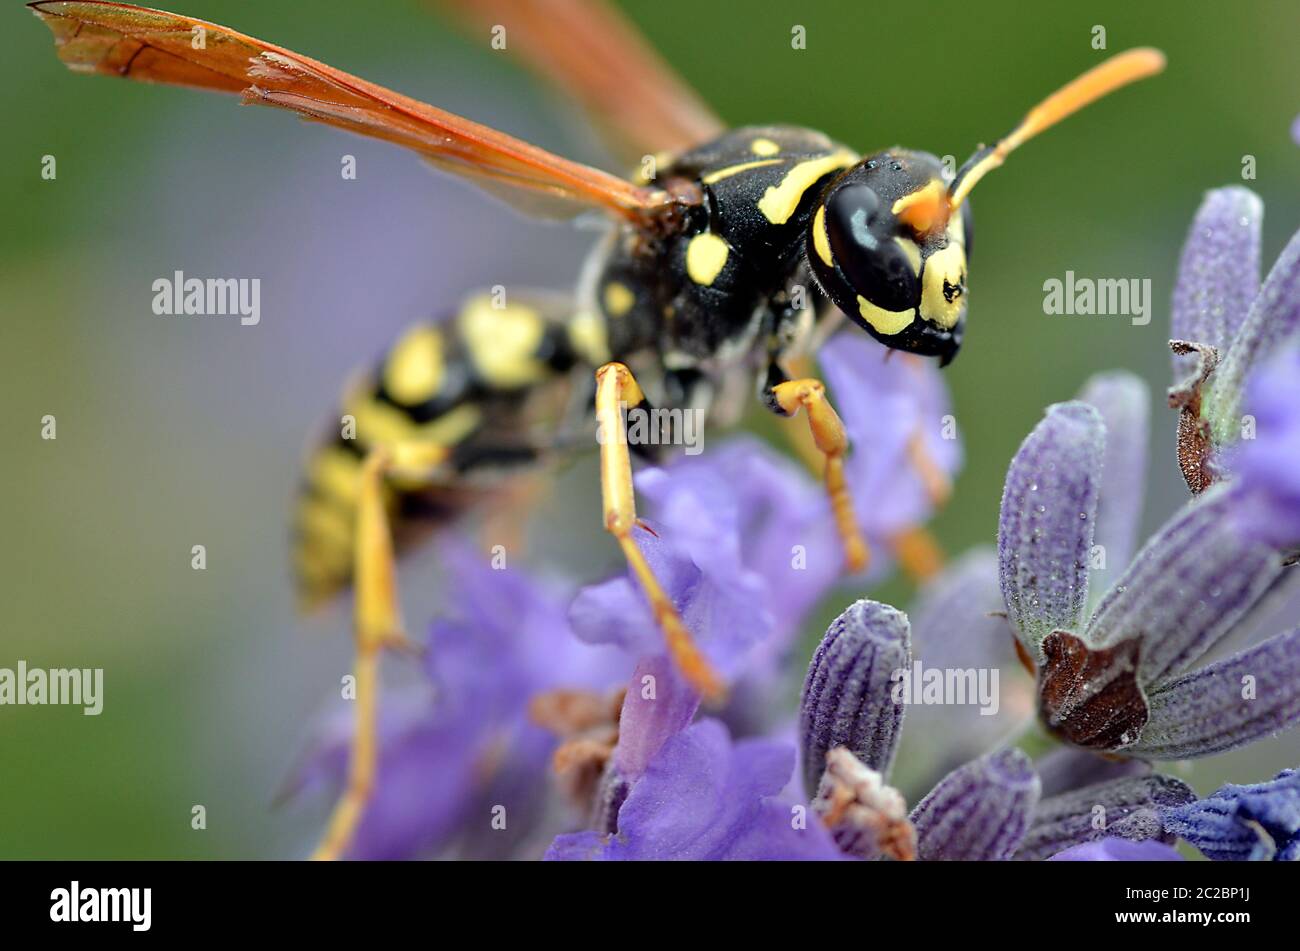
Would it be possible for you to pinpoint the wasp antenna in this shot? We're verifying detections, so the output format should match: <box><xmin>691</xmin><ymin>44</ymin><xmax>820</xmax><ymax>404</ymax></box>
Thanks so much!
<box><xmin>949</xmin><ymin>47</ymin><xmax>1166</xmax><ymax>210</ymax></box>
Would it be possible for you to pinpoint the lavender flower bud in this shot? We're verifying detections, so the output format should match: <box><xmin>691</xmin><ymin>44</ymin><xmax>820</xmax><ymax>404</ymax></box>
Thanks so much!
<box><xmin>799</xmin><ymin>600</ymin><xmax>910</xmax><ymax>797</ymax></box>
<box><xmin>910</xmin><ymin>748</ymin><xmax>1039</xmax><ymax>861</ymax></box>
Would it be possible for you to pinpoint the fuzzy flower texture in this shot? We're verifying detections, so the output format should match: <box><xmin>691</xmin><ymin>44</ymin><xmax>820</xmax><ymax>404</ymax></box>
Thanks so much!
<box><xmin>293</xmin><ymin>182</ymin><xmax>1300</xmax><ymax>861</ymax></box>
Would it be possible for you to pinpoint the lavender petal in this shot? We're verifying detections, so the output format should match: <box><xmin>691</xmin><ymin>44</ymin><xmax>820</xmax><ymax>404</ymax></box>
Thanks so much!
<box><xmin>1048</xmin><ymin>837</ymin><xmax>1183</xmax><ymax>861</ymax></box>
<box><xmin>798</xmin><ymin>600</ymin><xmax>910</xmax><ymax>797</ymax></box>
<box><xmin>1230</xmin><ymin>344</ymin><xmax>1300</xmax><ymax>548</ymax></box>
<box><xmin>1208</xmin><ymin>226</ymin><xmax>1300</xmax><ymax>439</ymax></box>
<box><xmin>1129</xmin><ymin>625</ymin><xmax>1300</xmax><ymax>759</ymax></box>
<box><xmin>1161</xmin><ymin>768</ymin><xmax>1300</xmax><ymax>862</ymax></box>
<box><xmin>998</xmin><ymin>402</ymin><xmax>1104</xmax><ymax>654</ymax></box>
<box><xmin>1035</xmin><ymin>746</ymin><xmax>1153</xmax><ymax>799</ymax></box>
<box><xmin>910</xmin><ymin>748</ymin><xmax>1040</xmax><ymax>861</ymax></box>
<box><xmin>1078</xmin><ymin>371</ymin><xmax>1150</xmax><ymax>588</ymax></box>
<box><xmin>1085</xmin><ymin>483</ymin><xmax>1283</xmax><ymax>687</ymax></box>
<box><xmin>1170</xmin><ymin>186</ymin><xmax>1262</xmax><ymax>377</ymax></box>
<box><xmin>1014</xmin><ymin>773</ymin><xmax>1195</xmax><ymax>861</ymax></box>
<box><xmin>612</xmin><ymin>655</ymin><xmax>701</xmax><ymax>781</ymax></box>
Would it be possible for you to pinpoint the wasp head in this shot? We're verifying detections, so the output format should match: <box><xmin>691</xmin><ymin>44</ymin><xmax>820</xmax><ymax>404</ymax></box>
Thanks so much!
<box><xmin>807</xmin><ymin>150</ymin><xmax>970</xmax><ymax>366</ymax></box>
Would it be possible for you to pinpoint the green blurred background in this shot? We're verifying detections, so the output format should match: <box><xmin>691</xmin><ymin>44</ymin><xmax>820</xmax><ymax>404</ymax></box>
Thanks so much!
<box><xmin>2</xmin><ymin>0</ymin><xmax>1298</xmax><ymax>858</ymax></box>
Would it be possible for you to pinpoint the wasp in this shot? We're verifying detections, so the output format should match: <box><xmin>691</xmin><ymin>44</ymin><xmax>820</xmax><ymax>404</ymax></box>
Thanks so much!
<box><xmin>30</xmin><ymin>0</ymin><xmax>1164</xmax><ymax>858</ymax></box>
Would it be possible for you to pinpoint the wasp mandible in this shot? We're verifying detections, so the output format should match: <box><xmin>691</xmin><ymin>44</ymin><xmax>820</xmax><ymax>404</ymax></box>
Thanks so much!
<box><xmin>30</xmin><ymin>0</ymin><xmax>1164</xmax><ymax>859</ymax></box>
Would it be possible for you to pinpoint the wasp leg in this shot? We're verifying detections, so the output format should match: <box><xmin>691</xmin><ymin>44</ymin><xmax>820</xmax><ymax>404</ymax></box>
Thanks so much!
<box><xmin>767</xmin><ymin>375</ymin><xmax>870</xmax><ymax>574</ymax></box>
<box><xmin>890</xmin><ymin>429</ymin><xmax>951</xmax><ymax>583</ymax></box>
<box><xmin>594</xmin><ymin>362</ymin><xmax>725</xmax><ymax>702</ymax></box>
<box><xmin>906</xmin><ymin>430</ymin><xmax>952</xmax><ymax>508</ymax></box>
<box><xmin>311</xmin><ymin>442</ymin><xmax>448</xmax><ymax>862</ymax></box>
<box><xmin>890</xmin><ymin>524</ymin><xmax>946</xmax><ymax>583</ymax></box>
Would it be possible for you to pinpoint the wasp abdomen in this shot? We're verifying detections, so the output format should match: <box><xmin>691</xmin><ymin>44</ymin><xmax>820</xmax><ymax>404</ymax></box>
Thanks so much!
<box><xmin>293</xmin><ymin>291</ymin><xmax>602</xmax><ymax>605</ymax></box>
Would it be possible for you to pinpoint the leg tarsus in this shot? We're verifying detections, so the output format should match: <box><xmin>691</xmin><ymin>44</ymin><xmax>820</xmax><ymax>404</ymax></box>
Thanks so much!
<box><xmin>769</xmin><ymin>377</ymin><xmax>870</xmax><ymax>573</ymax></box>
<box><xmin>906</xmin><ymin>430</ymin><xmax>953</xmax><ymax>508</ymax></box>
<box><xmin>310</xmin><ymin>642</ymin><xmax>379</xmax><ymax>861</ymax></box>
<box><xmin>595</xmin><ymin>362</ymin><xmax>725</xmax><ymax>702</ymax></box>
<box><xmin>311</xmin><ymin>441</ymin><xmax>448</xmax><ymax>861</ymax></box>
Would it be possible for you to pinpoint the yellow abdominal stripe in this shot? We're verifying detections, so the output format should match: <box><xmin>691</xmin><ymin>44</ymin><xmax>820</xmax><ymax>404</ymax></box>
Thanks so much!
<box><xmin>757</xmin><ymin>151</ymin><xmax>857</xmax><ymax>224</ymax></box>
<box><xmin>344</xmin><ymin>386</ymin><xmax>482</xmax><ymax>451</ymax></box>
<box><xmin>311</xmin><ymin>445</ymin><xmax>363</xmax><ymax>505</ymax></box>
<box><xmin>297</xmin><ymin>495</ymin><xmax>352</xmax><ymax>553</ymax></box>
<box><xmin>458</xmin><ymin>295</ymin><xmax>548</xmax><ymax>388</ymax></box>
<box><xmin>383</xmin><ymin>325</ymin><xmax>444</xmax><ymax>405</ymax></box>
<box><xmin>686</xmin><ymin>232</ymin><xmax>730</xmax><ymax>286</ymax></box>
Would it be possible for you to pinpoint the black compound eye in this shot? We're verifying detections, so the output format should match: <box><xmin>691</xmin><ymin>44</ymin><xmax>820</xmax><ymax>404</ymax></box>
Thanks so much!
<box><xmin>824</xmin><ymin>183</ymin><xmax>919</xmax><ymax>313</ymax></box>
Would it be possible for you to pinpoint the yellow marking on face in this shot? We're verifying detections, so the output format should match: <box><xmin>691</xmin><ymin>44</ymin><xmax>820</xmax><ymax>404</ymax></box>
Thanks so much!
<box><xmin>946</xmin><ymin>213</ymin><xmax>966</xmax><ymax>247</ymax></box>
<box><xmin>857</xmin><ymin>295</ymin><xmax>915</xmax><ymax>335</ymax></box>
<box><xmin>757</xmin><ymin>150</ymin><xmax>857</xmax><ymax>224</ymax></box>
<box><xmin>458</xmin><ymin>295</ymin><xmax>548</xmax><ymax>388</ymax></box>
<box><xmin>812</xmin><ymin>205</ymin><xmax>833</xmax><ymax>266</ymax></box>
<box><xmin>892</xmin><ymin>180</ymin><xmax>949</xmax><ymax>235</ymax></box>
<box><xmin>895</xmin><ymin>236</ymin><xmax>923</xmax><ymax>275</ymax></box>
<box><xmin>701</xmin><ymin>157</ymin><xmax>784</xmax><ymax>184</ymax></box>
<box><xmin>568</xmin><ymin>309</ymin><xmax>610</xmax><ymax>365</ymax></box>
<box><xmin>602</xmin><ymin>281</ymin><xmax>635</xmax><ymax>317</ymax></box>
<box><xmin>920</xmin><ymin>242</ymin><xmax>967</xmax><ymax>330</ymax></box>
<box><xmin>750</xmin><ymin>137</ymin><xmax>781</xmax><ymax>156</ymax></box>
<box><xmin>686</xmin><ymin>232</ymin><xmax>730</xmax><ymax>286</ymax></box>
<box><xmin>383</xmin><ymin>324</ymin><xmax>444</xmax><ymax>406</ymax></box>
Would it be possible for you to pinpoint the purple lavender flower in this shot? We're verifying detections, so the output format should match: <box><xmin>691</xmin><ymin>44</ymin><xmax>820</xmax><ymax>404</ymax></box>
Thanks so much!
<box><xmin>820</xmin><ymin>332</ymin><xmax>962</xmax><ymax>542</ymax></box>
<box><xmin>1166</xmin><ymin>187</ymin><xmax>1300</xmax><ymax>492</ymax></box>
<box><xmin>998</xmin><ymin>385</ymin><xmax>1300</xmax><ymax>758</ymax></box>
<box><xmin>799</xmin><ymin>602</ymin><xmax>1042</xmax><ymax>860</ymax></box>
<box><xmin>798</xmin><ymin>596</ymin><xmax>1193</xmax><ymax>861</ymax></box>
<box><xmin>1231</xmin><ymin>344</ymin><xmax>1300</xmax><ymax>548</ymax></box>
<box><xmin>1048</xmin><ymin>838</ymin><xmax>1183</xmax><ymax>862</ymax></box>
<box><xmin>799</xmin><ymin>600</ymin><xmax>909</xmax><ymax>793</ymax></box>
<box><xmin>289</xmin><ymin>539</ymin><xmax>628</xmax><ymax>859</ymax></box>
<box><xmin>569</xmin><ymin>438</ymin><xmax>842</xmax><ymax>696</ymax></box>
<box><xmin>545</xmin><ymin>719</ymin><xmax>844</xmax><ymax>860</ymax></box>
<box><xmin>1161</xmin><ymin>767</ymin><xmax>1300</xmax><ymax>861</ymax></box>
<box><xmin>1015</xmin><ymin>772</ymin><xmax>1194</xmax><ymax>860</ymax></box>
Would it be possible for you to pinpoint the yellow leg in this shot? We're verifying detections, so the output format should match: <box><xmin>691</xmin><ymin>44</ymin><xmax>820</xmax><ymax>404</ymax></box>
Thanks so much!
<box><xmin>906</xmin><ymin>430</ymin><xmax>953</xmax><ymax>508</ymax></box>
<box><xmin>311</xmin><ymin>443</ymin><xmax>447</xmax><ymax>861</ymax></box>
<box><xmin>770</xmin><ymin>378</ymin><xmax>870</xmax><ymax>573</ymax></box>
<box><xmin>595</xmin><ymin>363</ymin><xmax>725</xmax><ymax>702</ymax></box>
<box><xmin>890</xmin><ymin>525</ymin><xmax>946</xmax><ymax>583</ymax></box>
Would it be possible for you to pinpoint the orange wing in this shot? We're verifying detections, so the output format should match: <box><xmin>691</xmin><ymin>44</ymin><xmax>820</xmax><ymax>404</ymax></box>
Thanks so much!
<box><xmin>437</xmin><ymin>0</ymin><xmax>724</xmax><ymax>163</ymax></box>
<box><xmin>28</xmin><ymin>1</ymin><xmax>676</xmax><ymax>224</ymax></box>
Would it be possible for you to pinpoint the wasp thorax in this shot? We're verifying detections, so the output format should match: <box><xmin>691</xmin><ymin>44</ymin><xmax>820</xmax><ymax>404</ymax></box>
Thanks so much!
<box><xmin>808</xmin><ymin>150</ymin><xmax>968</xmax><ymax>365</ymax></box>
